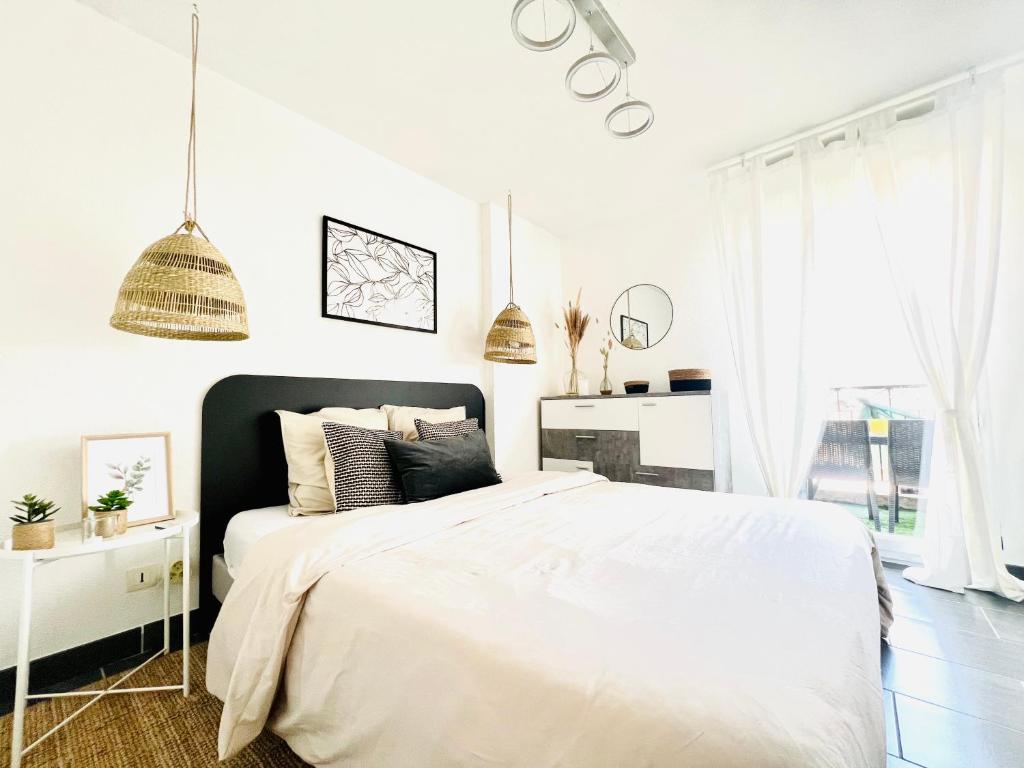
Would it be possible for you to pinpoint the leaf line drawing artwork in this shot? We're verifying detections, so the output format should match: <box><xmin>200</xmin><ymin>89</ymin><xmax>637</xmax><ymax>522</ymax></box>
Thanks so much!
<box><xmin>322</xmin><ymin>217</ymin><xmax>437</xmax><ymax>333</ymax></box>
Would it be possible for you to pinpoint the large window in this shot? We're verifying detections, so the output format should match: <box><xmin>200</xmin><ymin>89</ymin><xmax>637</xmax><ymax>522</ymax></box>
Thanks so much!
<box><xmin>804</xmin><ymin>164</ymin><xmax>933</xmax><ymax>559</ymax></box>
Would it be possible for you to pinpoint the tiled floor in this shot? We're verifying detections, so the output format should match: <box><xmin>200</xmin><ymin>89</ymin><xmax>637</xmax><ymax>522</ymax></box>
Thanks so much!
<box><xmin>882</xmin><ymin>563</ymin><xmax>1024</xmax><ymax>768</ymax></box>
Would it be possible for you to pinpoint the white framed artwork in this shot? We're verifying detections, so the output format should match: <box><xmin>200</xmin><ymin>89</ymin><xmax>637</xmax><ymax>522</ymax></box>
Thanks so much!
<box><xmin>81</xmin><ymin>432</ymin><xmax>174</xmax><ymax>527</ymax></box>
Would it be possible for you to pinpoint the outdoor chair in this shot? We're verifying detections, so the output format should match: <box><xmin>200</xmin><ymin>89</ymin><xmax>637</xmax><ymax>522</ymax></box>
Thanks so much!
<box><xmin>887</xmin><ymin>419</ymin><xmax>933</xmax><ymax>534</ymax></box>
<box><xmin>807</xmin><ymin>420</ymin><xmax>881</xmax><ymax>532</ymax></box>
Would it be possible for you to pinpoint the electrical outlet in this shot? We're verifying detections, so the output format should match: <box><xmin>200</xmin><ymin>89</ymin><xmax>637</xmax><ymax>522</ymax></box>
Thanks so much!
<box><xmin>169</xmin><ymin>559</ymin><xmax>184</xmax><ymax>585</ymax></box>
<box><xmin>126</xmin><ymin>564</ymin><xmax>162</xmax><ymax>593</ymax></box>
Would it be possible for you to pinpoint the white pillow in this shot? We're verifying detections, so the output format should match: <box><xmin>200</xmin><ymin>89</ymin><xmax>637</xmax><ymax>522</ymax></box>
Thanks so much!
<box><xmin>277</xmin><ymin>408</ymin><xmax>388</xmax><ymax>515</ymax></box>
<box><xmin>379</xmin><ymin>404</ymin><xmax>467</xmax><ymax>441</ymax></box>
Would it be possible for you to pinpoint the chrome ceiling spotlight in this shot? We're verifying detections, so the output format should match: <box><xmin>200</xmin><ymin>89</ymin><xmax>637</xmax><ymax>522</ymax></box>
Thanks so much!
<box><xmin>511</xmin><ymin>0</ymin><xmax>576</xmax><ymax>52</ymax></box>
<box><xmin>605</xmin><ymin>66</ymin><xmax>654</xmax><ymax>139</ymax></box>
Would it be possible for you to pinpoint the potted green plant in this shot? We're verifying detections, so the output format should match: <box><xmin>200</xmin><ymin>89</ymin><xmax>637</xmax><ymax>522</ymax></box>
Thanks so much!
<box><xmin>89</xmin><ymin>489</ymin><xmax>133</xmax><ymax>538</ymax></box>
<box><xmin>9</xmin><ymin>494</ymin><xmax>60</xmax><ymax>550</ymax></box>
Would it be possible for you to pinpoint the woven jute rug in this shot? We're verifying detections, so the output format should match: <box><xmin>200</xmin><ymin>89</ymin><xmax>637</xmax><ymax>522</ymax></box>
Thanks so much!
<box><xmin>0</xmin><ymin>643</ymin><xmax>309</xmax><ymax>767</ymax></box>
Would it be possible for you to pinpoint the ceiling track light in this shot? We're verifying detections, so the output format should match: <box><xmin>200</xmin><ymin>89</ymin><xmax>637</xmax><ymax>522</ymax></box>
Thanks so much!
<box><xmin>565</xmin><ymin>51</ymin><xmax>620</xmax><ymax>101</ymax></box>
<box><xmin>606</xmin><ymin>99</ymin><xmax>654</xmax><ymax>139</ymax></box>
<box><xmin>512</xmin><ymin>0</ymin><xmax>653</xmax><ymax>138</ymax></box>
<box><xmin>510</xmin><ymin>0</ymin><xmax>576</xmax><ymax>52</ymax></box>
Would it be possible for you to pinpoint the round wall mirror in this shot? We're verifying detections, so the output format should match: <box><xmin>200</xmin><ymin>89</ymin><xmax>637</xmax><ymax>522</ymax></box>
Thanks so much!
<box><xmin>609</xmin><ymin>284</ymin><xmax>673</xmax><ymax>350</ymax></box>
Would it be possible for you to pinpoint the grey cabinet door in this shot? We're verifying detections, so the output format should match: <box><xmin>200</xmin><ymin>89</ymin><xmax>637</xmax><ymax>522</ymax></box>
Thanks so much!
<box><xmin>633</xmin><ymin>466</ymin><xmax>714</xmax><ymax>491</ymax></box>
<box><xmin>540</xmin><ymin>428</ymin><xmax>713</xmax><ymax>491</ymax></box>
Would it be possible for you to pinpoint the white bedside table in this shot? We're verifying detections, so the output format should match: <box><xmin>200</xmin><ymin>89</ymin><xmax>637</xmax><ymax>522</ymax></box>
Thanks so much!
<box><xmin>1</xmin><ymin>510</ymin><xmax>199</xmax><ymax>768</ymax></box>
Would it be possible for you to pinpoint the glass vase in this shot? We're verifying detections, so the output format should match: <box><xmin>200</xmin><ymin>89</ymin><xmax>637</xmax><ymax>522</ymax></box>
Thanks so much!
<box><xmin>563</xmin><ymin>363</ymin><xmax>589</xmax><ymax>396</ymax></box>
<box><xmin>599</xmin><ymin>367</ymin><xmax>612</xmax><ymax>396</ymax></box>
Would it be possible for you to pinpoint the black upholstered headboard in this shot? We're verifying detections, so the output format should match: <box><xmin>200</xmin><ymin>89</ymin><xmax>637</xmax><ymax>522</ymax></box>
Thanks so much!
<box><xmin>199</xmin><ymin>374</ymin><xmax>485</xmax><ymax>631</ymax></box>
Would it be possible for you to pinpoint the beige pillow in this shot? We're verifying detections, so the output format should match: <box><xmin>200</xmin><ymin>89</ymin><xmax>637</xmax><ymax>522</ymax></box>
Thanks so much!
<box><xmin>277</xmin><ymin>407</ymin><xmax>388</xmax><ymax>515</ymax></box>
<box><xmin>379</xmin><ymin>404</ymin><xmax>467</xmax><ymax>441</ymax></box>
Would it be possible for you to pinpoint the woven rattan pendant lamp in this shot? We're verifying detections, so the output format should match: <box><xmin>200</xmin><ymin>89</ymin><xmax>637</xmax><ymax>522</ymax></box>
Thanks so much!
<box><xmin>483</xmin><ymin>192</ymin><xmax>536</xmax><ymax>364</ymax></box>
<box><xmin>110</xmin><ymin>3</ymin><xmax>248</xmax><ymax>341</ymax></box>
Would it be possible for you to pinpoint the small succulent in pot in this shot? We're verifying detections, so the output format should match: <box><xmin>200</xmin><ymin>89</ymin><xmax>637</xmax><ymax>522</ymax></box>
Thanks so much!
<box><xmin>90</xmin><ymin>489</ymin><xmax>133</xmax><ymax>536</ymax></box>
<box><xmin>9</xmin><ymin>494</ymin><xmax>60</xmax><ymax>550</ymax></box>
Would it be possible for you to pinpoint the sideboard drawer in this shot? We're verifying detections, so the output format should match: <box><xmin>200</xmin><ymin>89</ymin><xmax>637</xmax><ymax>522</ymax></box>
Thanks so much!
<box><xmin>633</xmin><ymin>466</ymin><xmax>714</xmax><ymax>491</ymax></box>
<box><xmin>542</xmin><ymin>457</ymin><xmax>595</xmax><ymax>473</ymax></box>
<box><xmin>541</xmin><ymin>398</ymin><xmax>638</xmax><ymax>431</ymax></box>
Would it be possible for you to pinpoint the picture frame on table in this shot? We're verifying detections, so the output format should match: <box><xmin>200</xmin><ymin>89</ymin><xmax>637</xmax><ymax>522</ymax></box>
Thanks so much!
<box><xmin>81</xmin><ymin>432</ymin><xmax>174</xmax><ymax>527</ymax></box>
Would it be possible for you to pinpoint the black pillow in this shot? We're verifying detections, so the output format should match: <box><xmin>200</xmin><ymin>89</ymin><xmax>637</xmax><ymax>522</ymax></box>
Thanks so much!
<box><xmin>384</xmin><ymin>429</ymin><xmax>501</xmax><ymax>503</ymax></box>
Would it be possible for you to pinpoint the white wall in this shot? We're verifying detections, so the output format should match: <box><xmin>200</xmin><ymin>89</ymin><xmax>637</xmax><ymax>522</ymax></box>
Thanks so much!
<box><xmin>482</xmin><ymin>204</ymin><xmax>564</xmax><ymax>474</ymax></box>
<box><xmin>0</xmin><ymin>0</ymin><xmax>562</xmax><ymax>668</ymax></box>
<box><xmin>560</xmin><ymin>178</ymin><xmax>763</xmax><ymax>495</ymax></box>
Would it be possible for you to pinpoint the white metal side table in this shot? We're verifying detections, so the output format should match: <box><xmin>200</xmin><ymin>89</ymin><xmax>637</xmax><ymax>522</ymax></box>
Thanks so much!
<box><xmin>1</xmin><ymin>510</ymin><xmax>198</xmax><ymax>768</ymax></box>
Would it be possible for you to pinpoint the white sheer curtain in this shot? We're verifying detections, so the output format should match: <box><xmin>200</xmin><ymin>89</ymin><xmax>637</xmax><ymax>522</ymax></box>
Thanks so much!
<box><xmin>711</xmin><ymin>63</ymin><xmax>1024</xmax><ymax>599</ymax></box>
<box><xmin>710</xmin><ymin>145</ymin><xmax>830</xmax><ymax>498</ymax></box>
<box><xmin>861</xmin><ymin>72</ymin><xmax>1024</xmax><ymax>600</ymax></box>
<box><xmin>979</xmin><ymin>64</ymin><xmax>1024</xmax><ymax>591</ymax></box>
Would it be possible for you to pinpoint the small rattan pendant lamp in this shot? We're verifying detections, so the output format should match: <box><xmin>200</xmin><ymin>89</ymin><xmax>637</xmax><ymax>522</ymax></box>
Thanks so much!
<box><xmin>110</xmin><ymin>3</ymin><xmax>248</xmax><ymax>341</ymax></box>
<box><xmin>483</xmin><ymin>192</ymin><xmax>536</xmax><ymax>364</ymax></box>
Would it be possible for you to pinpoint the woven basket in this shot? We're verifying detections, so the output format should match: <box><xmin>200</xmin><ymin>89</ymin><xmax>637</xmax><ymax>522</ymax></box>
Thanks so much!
<box><xmin>623</xmin><ymin>379</ymin><xmax>650</xmax><ymax>394</ymax></box>
<box><xmin>12</xmin><ymin>520</ymin><xmax>55</xmax><ymax>551</ymax></box>
<box><xmin>484</xmin><ymin>303</ymin><xmax>537</xmax><ymax>364</ymax></box>
<box><xmin>111</xmin><ymin>230</ymin><xmax>249</xmax><ymax>341</ymax></box>
<box><xmin>669</xmin><ymin>368</ymin><xmax>711</xmax><ymax>381</ymax></box>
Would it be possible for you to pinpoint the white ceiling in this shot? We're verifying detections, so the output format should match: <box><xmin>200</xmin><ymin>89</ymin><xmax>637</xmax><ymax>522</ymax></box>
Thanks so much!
<box><xmin>79</xmin><ymin>0</ymin><xmax>1024</xmax><ymax>236</ymax></box>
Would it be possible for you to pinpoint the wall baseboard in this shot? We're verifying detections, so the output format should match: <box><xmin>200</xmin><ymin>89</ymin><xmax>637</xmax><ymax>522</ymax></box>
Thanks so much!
<box><xmin>0</xmin><ymin>610</ymin><xmax>205</xmax><ymax>715</ymax></box>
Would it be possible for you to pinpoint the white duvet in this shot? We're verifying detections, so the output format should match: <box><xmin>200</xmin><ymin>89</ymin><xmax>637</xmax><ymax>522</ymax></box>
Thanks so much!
<box><xmin>207</xmin><ymin>471</ymin><xmax>893</xmax><ymax>767</ymax></box>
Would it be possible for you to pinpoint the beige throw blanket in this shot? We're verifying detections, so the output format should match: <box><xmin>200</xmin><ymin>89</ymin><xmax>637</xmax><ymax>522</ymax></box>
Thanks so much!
<box><xmin>208</xmin><ymin>471</ymin><xmax>892</xmax><ymax>767</ymax></box>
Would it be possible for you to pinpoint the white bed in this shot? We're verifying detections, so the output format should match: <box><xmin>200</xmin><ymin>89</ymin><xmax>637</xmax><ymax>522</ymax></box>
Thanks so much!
<box><xmin>208</xmin><ymin>471</ymin><xmax>893</xmax><ymax>768</ymax></box>
<box><xmin>222</xmin><ymin>504</ymin><xmax>303</xmax><ymax>577</ymax></box>
<box><xmin>211</xmin><ymin>505</ymin><xmax>308</xmax><ymax>602</ymax></box>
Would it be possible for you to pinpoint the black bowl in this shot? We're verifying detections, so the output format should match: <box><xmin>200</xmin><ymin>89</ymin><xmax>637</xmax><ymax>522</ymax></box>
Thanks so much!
<box><xmin>624</xmin><ymin>382</ymin><xmax>650</xmax><ymax>394</ymax></box>
<box><xmin>669</xmin><ymin>378</ymin><xmax>711</xmax><ymax>392</ymax></box>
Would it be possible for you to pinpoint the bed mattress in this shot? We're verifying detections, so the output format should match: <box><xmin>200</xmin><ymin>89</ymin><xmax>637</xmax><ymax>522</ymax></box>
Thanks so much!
<box><xmin>222</xmin><ymin>505</ymin><xmax>305</xmax><ymax>577</ymax></box>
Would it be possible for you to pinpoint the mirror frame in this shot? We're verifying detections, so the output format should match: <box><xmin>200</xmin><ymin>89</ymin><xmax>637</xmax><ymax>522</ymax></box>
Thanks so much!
<box><xmin>609</xmin><ymin>283</ymin><xmax>674</xmax><ymax>351</ymax></box>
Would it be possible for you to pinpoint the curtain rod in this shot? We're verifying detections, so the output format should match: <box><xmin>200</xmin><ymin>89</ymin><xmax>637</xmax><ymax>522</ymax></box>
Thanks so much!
<box><xmin>706</xmin><ymin>49</ymin><xmax>1024</xmax><ymax>174</ymax></box>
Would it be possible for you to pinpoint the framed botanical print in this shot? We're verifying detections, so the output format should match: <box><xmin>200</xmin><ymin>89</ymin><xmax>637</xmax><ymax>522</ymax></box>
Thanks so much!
<box><xmin>81</xmin><ymin>432</ymin><xmax>174</xmax><ymax>527</ymax></box>
<box><xmin>322</xmin><ymin>216</ymin><xmax>437</xmax><ymax>333</ymax></box>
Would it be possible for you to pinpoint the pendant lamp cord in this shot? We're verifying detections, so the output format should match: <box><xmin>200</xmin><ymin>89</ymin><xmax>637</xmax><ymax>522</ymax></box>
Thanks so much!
<box><xmin>183</xmin><ymin>3</ymin><xmax>200</xmax><ymax>230</ymax></box>
<box><xmin>507</xmin><ymin>191</ymin><xmax>514</xmax><ymax>306</ymax></box>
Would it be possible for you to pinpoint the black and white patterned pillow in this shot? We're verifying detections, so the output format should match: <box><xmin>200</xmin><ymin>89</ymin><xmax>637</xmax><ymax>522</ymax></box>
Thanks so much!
<box><xmin>322</xmin><ymin>422</ymin><xmax>405</xmax><ymax>511</ymax></box>
<box><xmin>414</xmin><ymin>417</ymin><xmax>479</xmax><ymax>441</ymax></box>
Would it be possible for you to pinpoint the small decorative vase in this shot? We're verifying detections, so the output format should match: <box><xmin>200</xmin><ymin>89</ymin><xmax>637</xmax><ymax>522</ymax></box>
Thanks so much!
<box><xmin>12</xmin><ymin>520</ymin><xmax>55</xmax><ymax>551</ymax></box>
<box><xmin>116</xmin><ymin>508</ymin><xmax>128</xmax><ymax>535</ymax></box>
<box><xmin>82</xmin><ymin>512</ymin><xmax>100</xmax><ymax>543</ymax></box>
<box><xmin>600</xmin><ymin>362</ymin><xmax>612</xmax><ymax>395</ymax></box>
<box><xmin>564</xmin><ymin>361</ymin><xmax>590</xmax><ymax>396</ymax></box>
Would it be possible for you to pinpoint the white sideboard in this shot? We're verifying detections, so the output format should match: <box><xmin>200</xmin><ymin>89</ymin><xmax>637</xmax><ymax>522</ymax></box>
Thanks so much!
<box><xmin>540</xmin><ymin>392</ymin><xmax>714</xmax><ymax>490</ymax></box>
